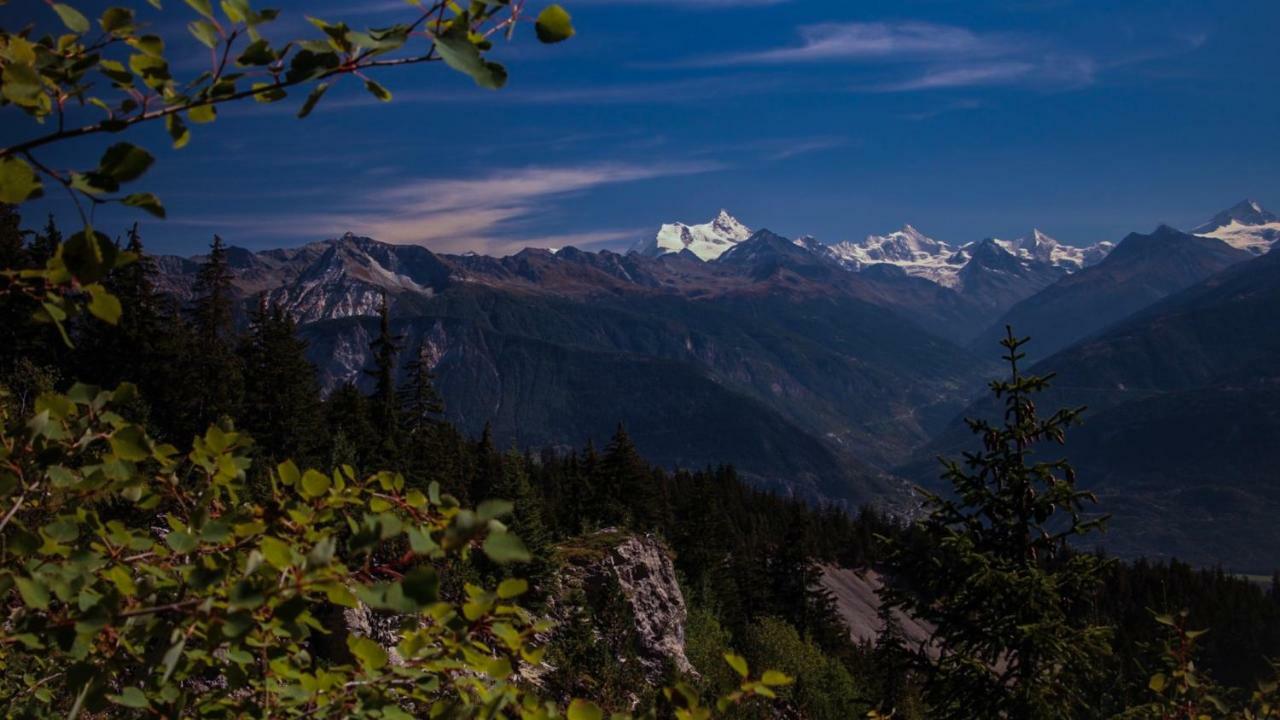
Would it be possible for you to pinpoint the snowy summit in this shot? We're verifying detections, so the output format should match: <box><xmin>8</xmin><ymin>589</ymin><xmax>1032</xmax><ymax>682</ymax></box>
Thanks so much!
<box><xmin>635</xmin><ymin>210</ymin><xmax>753</xmax><ymax>261</ymax></box>
<box><xmin>1192</xmin><ymin>199</ymin><xmax>1280</xmax><ymax>256</ymax></box>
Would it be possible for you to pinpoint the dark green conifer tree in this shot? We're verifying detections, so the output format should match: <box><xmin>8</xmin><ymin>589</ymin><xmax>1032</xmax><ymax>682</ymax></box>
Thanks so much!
<box><xmin>183</xmin><ymin>235</ymin><xmax>244</xmax><ymax>435</ymax></box>
<box><xmin>398</xmin><ymin>341</ymin><xmax>444</xmax><ymax>434</ymax></box>
<box><xmin>882</xmin><ymin>328</ymin><xmax>1113</xmax><ymax>720</ymax></box>
<box><xmin>598</xmin><ymin>424</ymin><xmax>659</xmax><ymax>529</ymax></box>
<box><xmin>472</xmin><ymin>422</ymin><xmax>503</xmax><ymax>502</ymax></box>
<box><xmin>29</xmin><ymin>213</ymin><xmax>62</xmax><ymax>264</ymax></box>
<box><xmin>491</xmin><ymin>449</ymin><xmax>552</xmax><ymax>584</ymax></box>
<box><xmin>239</xmin><ymin>298</ymin><xmax>324</xmax><ymax>466</ymax></box>
<box><xmin>325</xmin><ymin>382</ymin><xmax>379</xmax><ymax>471</ymax></box>
<box><xmin>365</xmin><ymin>293</ymin><xmax>403</xmax><ymax>457</ymax></box>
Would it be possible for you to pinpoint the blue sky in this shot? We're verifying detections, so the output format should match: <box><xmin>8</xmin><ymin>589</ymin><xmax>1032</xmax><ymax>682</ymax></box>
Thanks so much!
<box><xmin>9</xmin><ymin>0</ymin><xmax>1280</xmax><ymax>256</ymax></box>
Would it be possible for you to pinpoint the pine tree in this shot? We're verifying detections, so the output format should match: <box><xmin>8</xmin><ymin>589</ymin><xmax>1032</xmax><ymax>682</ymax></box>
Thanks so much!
<box><xmin>324</xmin><ymin>383</ymin><xmax>379</xmax><ymax>471</ymax></box>
<box><xmin>491</xmin><ymin>449</ymin><xmax>552</xmax><ymax>584</ymax></box>
<box><xmin>0</xmin><ymin>205</ymin><xmax>61</xmax><ymax>374</ymax></box>
<box><xmin>398</xmin><ymin>341</ymin><xmax>445</xmax><ymax>435</ymax></box>
<box><xmin>472</xmin><ymin>422</ymin><xmax>502</xmax><ymax>502</ymax></box>
<box><xmin>183</xmin><ymin>234</ymin><xmax>244</xmax><ymax>435</ymax></box>
<box><xmin>882</xmin><ymin>327</ymin><xmax>1113</xmax><ymax>720</ymax></box>
<box><xmin>191</xmin><ymin>235</ymin><xmax>236</xmax><ymax>344</ymax></box>
<box><xmin>365</xmin><ymin>293</ymin><xmax>403</xmax><ymax>455</ymax></box>
<box><xmin>0</xmin><ymin>203</ymin><xmax>24</xmax><ymax>269</ymax></box>
<box><xmin>598</xmin><ymin>424</ymin><xmax>659</xmax><ymax>529</ymax></box>
<box><xmin>239</xmin><ymin>298</ymin><xmax>324</xmax><ymax>466</ymax></box>
<box><xmin>28</xmin><ymin>213</ymin><xmax>62</xmax><ymax>265</ymax></box>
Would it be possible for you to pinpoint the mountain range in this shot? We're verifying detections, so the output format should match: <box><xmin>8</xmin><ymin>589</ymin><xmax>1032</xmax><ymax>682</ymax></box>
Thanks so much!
<box><xmin>156</xmin><ymin>199</ymin><xmax>1280</xmax><ymax>569</ymax></box>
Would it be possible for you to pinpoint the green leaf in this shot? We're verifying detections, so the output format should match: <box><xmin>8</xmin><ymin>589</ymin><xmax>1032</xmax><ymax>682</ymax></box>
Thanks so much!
<box><xmin>188</xmin><ymin>104</ymin><xmax>217</xmax><ymax>123</ymax></box>
<box><xmin>100</xmin><ymin>7</ymin><xmax>135</xmax><ymax>34</ymax></box>
<box><xmin>260</xmin><ymin>536</ymin><xmax>292</xmax><ymax>569</ymax></box>
<box><xmin>128</xmin><ymin>35</ymin><xmax>166</xmax><ymax>58</ymax></box>
<box><xmin>567</xmin><ymin>699</ymin><xmax>603</xmax><ymax>720</ymax></box>
<box><xmin>99</xmin><ymin>143</ymin><xmax>154</xmax><ymax>183</ymax></box>
<box><xmin>166</xmin><ymin>530</ymin><xmax>197</xmax><ymax>553</ymax></box>
<box><xmin>0</xmin><ymin>157</ymin><xmax>43</xmax><ymax>204</ymax></box>
<box><xmin>2</xmin><ymin>61</ymin><xmax>46</xmax><ymax>109</ymax></box>
<box><xmin>251</xmin><ymin>82</ymin><xmax>286</xmax><ymax>103</ymax></box>
<box><xmin>724</xmin><ymin>652</ymin><xmax>749</xmax><ymax>678</ymax></box>
<box><xmin>221</xmin><ymin>0</ymin><xmax>249</xmax><ymax>23</ymax></box>
<box><xmin>109</xmin><ymin>425</ymin><xmax>150</xmax><ymax>461</ymax></box>
<box><xmin>363</xmin><ymin>79</ymin><xmax>392</xmax><ymax>102</ymax></box>
<box><xmin>42</xmin><ymin>517</ymin><xmax>80</xmax><ymax>543</ymax></box>
<box><xmin>185</xmin><ymin>0</ymin><xmax>215</xmax><ymax>19</ymax></box>
<box><xmin>347</xmin><ymin>635</ymin><xmax>388</xmax><ymax>671</ymax></box>
<box><xmin>535</xmin><ymin>4</ymin><xmax>574</xmax><ymax>44</ymax></box>
<box><xmin>297</xmin><ymin>82</ymin><xmax>329</xmax><ymax>118</ymax></box>
<box><xmin>277</xmin><ymin>459</ymin><xmax>300</xmax><ymax>486</ymax></box>
<box><xmin>434</xmin><ymin>22</ymin><xmax>507</xmax><ymax>90</ymax></box>
<box><xmin>237</xmin><ymin>38</ymin><xmax>275</xmax><ymax>66</ymax></box>
<box><xmin>300</xmin><ymin>469</ymin><xmax>330</xmax><ymax>498</ymax></box>
<box><xmin>761</xmin><ymin>670</ymin><xmax>792</xmax><ymax>686</ymax></box>
<box><xmin>188</xmin><ymin>19</ymin><xmax>218</xmax><ymax>48</ymax></box>
<box><xmin>161</xmin><ymin>634</ymin><xmax>188</xmax><ymax>684</ymax></box>
<box><xmin>476</xmin><ymin>499</ymin><xmax>513</xmax><ymax>520</ymax></box>
<box><xmin>1149</xmin><ymin>672</ymin><xmax>1167</xmax><ymax>693</ymax></box>
<box><xmin>483</xmin><ymin>531</ymin><xmax>530</xmax><ymax>564</ymax></box>
<box><xmin>108</xmin><ymin>687</ymin><xmax>150</xmax><ymax>709</ymax></box>
<box><xmin>87</xmin><ymin>284</ymin><xmax>123</xmax><ymax>324</ymax></box>
<box><xmin>122</xmin><ymin>192</ymin><xmax>166</xmax><ymax>218</ymax></box>
<box><xmin>62</xmin><ymin>229</ymin><xmax>120</xmax><ymax>283</ymax></box>
<box><xmin>15</xmin><ymin>577</ymin><xmax>50</xmax><ymax>609</ymax></box>
<box><xmin>166</xmin><ymin>114</ymin><xmax>190</xmax><ymax>149</ymax></box>
<box><xmin>497</xmin><ymin>578</ymin><xmax>528</xmax><ymax>599</ymax></box>
<box><xmin>52</xmin><ymin>3</ymin><xmax>91</xmax><ymax>33</ymax></box>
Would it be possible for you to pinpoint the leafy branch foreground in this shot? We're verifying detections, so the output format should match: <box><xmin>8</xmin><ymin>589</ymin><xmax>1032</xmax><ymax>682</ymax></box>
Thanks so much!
<box><xmin>1</xmin><ymin>0</ymin><xmax>575</xmax><ymax>342</ymax></box>
<box><xmin>0</xmin><ymin>381</ymin><xmax>789</xmax><ymax>717</ymax></box>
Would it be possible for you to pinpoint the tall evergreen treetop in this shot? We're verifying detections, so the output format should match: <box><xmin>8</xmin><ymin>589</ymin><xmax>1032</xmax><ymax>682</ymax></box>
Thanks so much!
<box><xmin>399</xmin><ymin>340</ymin><xmax>445</xmax><ymax>435</ymax></box>
<box><xmin>883</xmin><ymin>327</ymin><xmax>1113</xmax><ymax>720</ymax></box>
<box><xmin>365</xmin><ymin>292</ymin><xmax>403</xmax><ymax>437</ymax></box>
<box><xmin>191</xmin><ymin>234</ymin><xmax>236</xmax><ymax>343</ymax></box>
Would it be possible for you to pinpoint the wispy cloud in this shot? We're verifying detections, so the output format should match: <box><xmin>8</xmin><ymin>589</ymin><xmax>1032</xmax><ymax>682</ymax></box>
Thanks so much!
<box><xmin>171</xmin><ymin>162</ymin><xmax>721</xmax><ymax>255</ymax></box>
<box><xmin>694</xmin><ymin>22</ymin><xmax>1014</xmax><ymax>66</ymax></box>
<box><xmin>885</xmin><ymin>61</ymin><xmax>1038</xmax><ymax>91</ymax></box>
<box><xmin>681</xmin><ymin>20</ymin><xmax>1097</xmax><ymax>93</ymax></box>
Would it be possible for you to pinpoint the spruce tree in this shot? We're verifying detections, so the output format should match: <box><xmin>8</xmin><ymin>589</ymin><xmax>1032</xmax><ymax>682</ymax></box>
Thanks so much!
<box><xmin>365</xmin><ymin>293</ymin><xmax>403</xmax><ymax>456</ymax></box>
<box><xmin>183</xmin><ymin>234</ymin><xmax>244</xmax><ymax>435</ymax></box>
<box><xmin>883</xmin><ymin>328</ymin><xmax>1113</xmax><ymax>720</ymax></box>
<box><xmin>239</xmin><ymin>298</ymin><xmax>324</xmax><ymax>466</ymax></box>
<box><xmin>29</xmin><ymin>213</ymin><xmax>62</xmax><ymax>264</ymax></box>
<box><xmin>491</xmin><ymin>449</ymin><xmax>552</xmax><ymax>585</ymax></box>
<box><xmin>473</xmin><ymin>422</ymin><xmax>503</xmax><ymax>502</ymax></box>
<box><xmin>398</xmin><ymin>340</ymin><xmax>445</xmax><ymax>435</ymax></box>
<box><xmin>599</xmin><ymin>424</ymin><xmax>658</xmax><ymax>529</ymax></box>
<box><xmin>324</xmin><ymin>383</ymin><xmax>379</xmax><ymax>471</ymax></box>
<box><xmin>191</xmin><ymin>235</ymin><xmax>236</xmax><ymax>344</ymax></box>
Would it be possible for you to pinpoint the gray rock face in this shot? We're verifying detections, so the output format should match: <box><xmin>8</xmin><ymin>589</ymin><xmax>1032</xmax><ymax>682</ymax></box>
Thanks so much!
<box><xmin>554</xmin><ymin>531</ymin><xmax>693</xmax><ymax>679</ymax></box>
<box><xmin>820</xmin><ymin>566</ymin><xmax>937</xmax><ymax>659</ymax></box>
<box><xmin>343</xmin><ymin>603</ymin><xmax>407</xmax><ymax>666</ymax></box>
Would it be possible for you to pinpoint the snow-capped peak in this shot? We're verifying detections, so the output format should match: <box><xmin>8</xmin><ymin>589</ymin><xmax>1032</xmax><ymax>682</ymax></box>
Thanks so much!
<box><xmin>984</xmin><ymin>229</ymin><xmax>1112</xmax><ymax>272</ymax></box>
<box><xmin>636</xmin><ymin>210</ymin><xmax>753</xmax><ymax>261</ymax></box>
<box><xmin>822</xmin><ymin>225</ymin><xmax>962</xmax><ymax>286</ymax></box>
<box><xmin>1192</xmin><ymin>199</ymin><xmax>1280</xmax><ymax>256</ymax></box>
<box><xmin>816</xmin><ymin>223</ymin><xmax>1113</xmax><ymax>289</ymax></box>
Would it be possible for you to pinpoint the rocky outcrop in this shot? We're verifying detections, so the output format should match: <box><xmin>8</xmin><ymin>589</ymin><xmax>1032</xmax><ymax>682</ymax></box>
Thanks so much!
<box><xmin>820</xmin><ymin>565</ymin><xmax>936</xmax><ymax>658</ymax></box>
<box><xmin>553</xmin><ymin>530</ymin><xmax>693</xmax><ymax>678</ymax></box>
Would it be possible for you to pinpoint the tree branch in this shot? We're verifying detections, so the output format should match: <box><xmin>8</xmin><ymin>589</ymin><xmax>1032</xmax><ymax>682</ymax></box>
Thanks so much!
<box><xmin>0</xmin><ymin>53</ymin><xmax>441</xmax><ymax>160</ymax></box>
